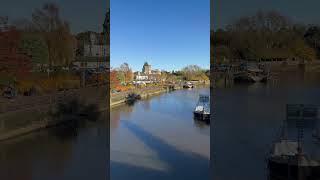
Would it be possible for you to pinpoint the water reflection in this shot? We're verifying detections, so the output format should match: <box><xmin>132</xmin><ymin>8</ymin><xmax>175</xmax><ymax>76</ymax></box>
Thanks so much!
<box><xmin>110</xmin><ymin>88</ymin><xmax>210</xmax><ymax>180</ymax></box>
<box><xmin>193</xmin><ymin>119</ymin><xmax>210</xmax><ymax>128</ymax></box>
<box><xmin>0</xmin><ymin>99</ymin><xmax>108</xmax><ymax>180</ymax></box>
<box><xmin>212</xmin><ymin>70</ymin><xmax>320</xmax><ymax>180</ymax></box>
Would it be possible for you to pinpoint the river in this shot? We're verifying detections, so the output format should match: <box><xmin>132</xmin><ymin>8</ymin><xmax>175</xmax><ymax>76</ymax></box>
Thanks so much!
<box><xmin>110</xmin><ymin>87</ymin><xmax>210</xmax><ymax>179</ymax></box>
<box><xmin>211</xmin><ymin>67</ymin><xmax>320</xmax><ymax>180</ymax></box>
<box><xmin>0</xmin><ymin>87</ymin><xmax>210</xmax><ymax>180</ymax></box>
<box><xmin>0</xmin><ymin>111</ymin><xmax>109</xmax><ymax>180</ymax></box>
<box><xmin>2</xmin><ymin>68</ymin><xmax>317</xmax><ymax>180</ymax></box>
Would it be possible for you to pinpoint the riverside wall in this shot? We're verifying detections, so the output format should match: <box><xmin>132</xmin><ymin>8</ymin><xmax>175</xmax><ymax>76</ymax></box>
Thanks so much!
<box><xmin>0</xmin><ymin>85</ymin><xmax>108</xmax><ymax>141</ymax></box>
<box><xmin>110</xmin><ymin>86</ymin><xmax>173</xmax><ymax>108</ymax></box>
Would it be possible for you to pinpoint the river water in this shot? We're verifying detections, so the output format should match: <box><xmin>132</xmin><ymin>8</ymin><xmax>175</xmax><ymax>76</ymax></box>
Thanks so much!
<box><xmin>1</xmin><ymin>68</ymin><xmax>318</xmax><ymax>180</ymax></box>
<box><xmin>0</xmin><ymin>112</ymin><xmax>109</xmax><ymax>180</ymax></box>
<box><xmin>110</xmin><ymin>88</ymin><xmax>210</xmax><ymax>179</ymax></box>
<box><xmin>0</xmin><ymin>87</ymin><xmax>210</xmax><ymax>180</ymax></box>
<box><xmin>212</xmin><ymin>68</ymin><xmax>320</xmax><ymax>180</ymax></box>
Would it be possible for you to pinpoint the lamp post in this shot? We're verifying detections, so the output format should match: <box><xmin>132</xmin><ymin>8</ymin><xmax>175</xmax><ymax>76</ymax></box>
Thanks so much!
<box><xmin>97</xmin><ymin>53</ymin><xmax>99</xmax><ymax>87</ymax></box>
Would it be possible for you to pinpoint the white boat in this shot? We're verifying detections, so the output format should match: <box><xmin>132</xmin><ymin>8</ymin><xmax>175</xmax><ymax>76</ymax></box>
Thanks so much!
<box><xmin>193</xmin><ymin>95</ymin><xmax>210</xmax><ymax>122</ymax></box>
<box><xmin>183</xmin><ymin>82</ymin><xmax>194</xmax><ymax>88</ymax></box>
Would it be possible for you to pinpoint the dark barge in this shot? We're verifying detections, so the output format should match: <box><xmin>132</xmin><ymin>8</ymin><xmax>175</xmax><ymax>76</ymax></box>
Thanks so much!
<box><xmin>267</xmin><ymin>104</ymin><xmax>320</xmax><ymax>180</ymax></box>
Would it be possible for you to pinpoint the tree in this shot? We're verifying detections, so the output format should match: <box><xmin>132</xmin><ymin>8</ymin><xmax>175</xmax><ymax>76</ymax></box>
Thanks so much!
<box><xmin>110</xmin><ymin>70</ymin><xmax>119</xmax><ymax>90</ymax></box>
<box><xmin>181</xmin><ymin>65</ymin><xmax>207</xmax><ymax>81</ymax></box>
<box><xmin>116</xmin><ymin>71</ymin><xmax>125</xmax><ymax>85</ymax></box>
<box><xmin>31</xmin><ymin>3</ymin><xmax>75</xmax><ymax>67</ymax></box>
<box><xmin>0</xmin><ymin>29</ymin><xmax>31</xmax><ymax>80</ymax></box>
<box><xmin>304</xmin><ymin>26</ymin><xmax>320</xmax><ymax>58</ymax></box>
<box><xmin>291</xmin><ymin>38</ymin><xmax>316</xmax><ymax>61</ymax></box>
<box><xmin>19</xmin><ymin>32</ymin><xmax>49</xmax><ymax>70</ymax></box>
<box><xmin>212</xmin><ymin>11</ymin><xmax>318</xmax><ymax>62</ymax></box>
<box><xmin>120</xmin><ymin>63</ymin><xmax>130</xmax><ymax>72</ymax></box>
<box><xmin>119</xmin><ymin>63</ymin><xmax>133</xmax><ymax>83</ymax></box>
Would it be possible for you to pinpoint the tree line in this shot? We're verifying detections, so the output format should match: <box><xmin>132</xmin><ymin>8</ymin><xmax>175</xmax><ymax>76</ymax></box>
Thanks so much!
<box><xmin>12</xmin><ymin>3</ymin><xmax>75</xmax><ymax>70</ymax></box>
<box><xmin>211</xmin><ymin>11</ymin><xmax>320</xmax><ymax>64</ymax></box>
<box><xmin>110</xmin><ymin>63</ymin><xmax>209</xmax><ymax>92</ymax></box>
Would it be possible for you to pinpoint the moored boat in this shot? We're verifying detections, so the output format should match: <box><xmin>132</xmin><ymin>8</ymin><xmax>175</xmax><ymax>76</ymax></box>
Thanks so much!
<box><xmin>193</xmin><ymin>95</ymin><xmax>210</xmax><ymax>123</ymax></box>
<box><xmin>267</xmin><ymin>104</ymin><xmax>320</xmax><ymax>180</ymax></box>
<box><xmin>235</xmin><ymin>63</ymin><xmax>269</xmax><ymax>83</ymax></box>
<box><xmin>183</xmin><ymin>82</ymin><xmax>194</xmax><ymax>88</ymax></box>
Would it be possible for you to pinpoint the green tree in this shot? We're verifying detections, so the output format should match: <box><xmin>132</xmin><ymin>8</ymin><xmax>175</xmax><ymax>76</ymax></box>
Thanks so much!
<box><xmin>116</xmin><ymin>71</ymin><xmax>125</xmax><ymax>85</ymax></box>
<box><xmin>304</xmin><ymin>26</ymin><xmax>320</xmax><ymax>58</ymax></box>
<box><xmin>181</xmin><ymin>65</ymin><xmax>207</xmax><ymax>81</ymax></box>
<box><xmin>19</xmin><ymin>33</ymin><xmax>49</xmax><ymax>70</ymax></box>
<box><xmin>291</xmin><ymin>38</ymin><xmax>316</xmax><ymax>61</ymax></box>
<box><xmin>32</xmin><ymin>3</ymin><xmax>75</xmax><ymax>67</ymax></box>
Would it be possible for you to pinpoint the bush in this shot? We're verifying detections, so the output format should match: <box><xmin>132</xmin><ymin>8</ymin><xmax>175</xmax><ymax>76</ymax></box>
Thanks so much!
<box><xmin>16</xmin><ymin>73</ymin><xmax>80</xmax><ymax>94</ymax></box>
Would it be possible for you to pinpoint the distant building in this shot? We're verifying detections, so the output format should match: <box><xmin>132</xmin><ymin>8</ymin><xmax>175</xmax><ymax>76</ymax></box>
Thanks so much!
<box><xmin>72</xmin><ymin>57</ymin><xmax>108</xmax><ymax>70</ymax></box>
<box><xmin>0</xmin><ymin>16</ymin><xmax>9</xmax><ymax>32</ymax></box>
<box><xmin>142</xmin><ymin>62</ymin><xmax>152</xmax><ymax>74</ymax></box>
<box><xmin>83</xmin><ymin>32</ymin><xmax>109</xmax><ymax>57</ymax></box>
<box><xmin>134</xmin><ymin>63</ymin><xmax>162</xmax><ymax>83</ymax></box>
<box><xmin>134</xmin><ymin>72</ymin><xmax>148</xmax><ymax>81</ymax></box>
<box><xmin>84</xmin><ymin>44</ymin><xmax>109</xmax><ymax>57</ymax></box>
<box><xmin>74</xmin><ymin>11</ymin><xmax>110</xmax><ymax>72</ymax></box>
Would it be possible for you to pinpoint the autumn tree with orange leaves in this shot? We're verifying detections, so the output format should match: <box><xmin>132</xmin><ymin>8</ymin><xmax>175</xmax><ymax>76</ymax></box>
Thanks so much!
<box><xmin>0</xmin><ymin>29</ymin><xmax>31</xmax><ymax>82</ymax></box>
<box><xmin>110</xmin><ymin>69</ymin><xmax>120</xmax><ymax>90</ymax></box>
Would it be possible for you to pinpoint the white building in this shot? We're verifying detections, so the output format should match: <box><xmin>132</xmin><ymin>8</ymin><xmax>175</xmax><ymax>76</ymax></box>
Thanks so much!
<box><xmin>83</xmin><ymin>32</ymin><xmax>109</xmax><ymax>57</ymax></box>
<box><xmin>134</xmin><ymin>72</ymin><xmax>148</xmax><ymax>80</ymax></box>
<box><xmin>84</xmin><ymin>44</ymin><xmax>109</xmax><ymax>57</ymax></box>
<box><xmin>0</xmin><ymin>16</ymin><xmax>9</xmax><ymax>32</ymax></box>
<box><xmin>72</xmin><ymin>58</ymin><xmax>108</xmax><ymax>70</ymax></box>
<box><xmin>73</xmin><ymin>32</ymin><xmax>109</xmax><ymax>71</ymax></box>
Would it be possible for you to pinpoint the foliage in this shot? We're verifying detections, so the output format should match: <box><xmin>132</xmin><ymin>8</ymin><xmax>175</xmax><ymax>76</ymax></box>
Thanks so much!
<box><xmin>117</xmin><ymin>63</ymin><xmax>133</xmax><ymax>83</ymax></box>
<box><xmin>304</xmin><ymin>26</ymin><xmax>320</xmax><ymax>58</ymax></box>
<box><xmin>31</xmin><ymin>3</ymin><xmax>75</xmax><ymax>66</ymax></box>
<box><xmin>181</xmin><ymin>65</ymin><xmax>208</xmax><ymax>81</ymax></box>
<box><xmin>212</xmin><ymin>11</ymin><xmax>318</xmax><ymax>62</ymax></box>
<box><xmin>16</xmin><ymin>72</ymin><xmax>79</xmax><ymax>94</ymax></box>
<box><xmin>19</xmin><ymin>32</ymin><xmax>49</xmax><ymax>69</ymax></box>
<box><xmin>0</xmin><ymin>29</ymin><xmax>32</xmax><ymax>79</ymax></box>
<box><xmin>110</xmin><ymin>70</ymin><xmax>120</xmax><ymax>90</ymax></box>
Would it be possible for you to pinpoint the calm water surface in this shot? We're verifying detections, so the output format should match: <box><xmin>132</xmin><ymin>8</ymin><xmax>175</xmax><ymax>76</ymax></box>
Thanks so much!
<box><xmin>0</xmin><ymin>112</ymin><xmax>109</xmax><ymax>180</ymax></box>
<box><xmin>0</xmin><ymin>88</ymin><xmax>210</xmax><ymax>180</ymax></box>
<box><xmin>2</xmin><ymin>69</ymin><xmax>317</xmax><ymax>180</ymax></box>
<box><xmin>212</xmin><ymin>69</ymin><xmax>320</xmax><ymax>180</ymax></box>
<box><xmin>110</xmin><ymin>88</ymin><xmax>210</xmax><ymax>180</ymax></box>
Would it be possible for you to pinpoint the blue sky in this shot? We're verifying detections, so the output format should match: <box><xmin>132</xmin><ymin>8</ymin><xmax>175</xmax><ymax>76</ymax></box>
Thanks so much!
<box><xmin>1</xmin><ymin>0</ymin><xmax>108</xmax><ymax>33</ymax></box>
<box><xmin>212</xmin><ymin>0</ymin><xmax>320</xmax><ymax>30</ymax></box>
<box><xmin>111</xmin><ymin>0</ymin><xmax>210</xmax><ymax>72</ymax></box>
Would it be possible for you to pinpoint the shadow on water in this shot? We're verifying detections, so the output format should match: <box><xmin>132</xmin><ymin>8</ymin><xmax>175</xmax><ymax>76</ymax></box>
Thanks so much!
<box><xmin>49</xmin><ymin>97</ymin><xmax>101</xmax><ymax>141</ymax></box>
<box><xmin>193</xmin><ymin>119</ymin><xmax>210</xmax><ymax>128</ymax></box>
<box><xmin>111</xmin><ymin>120</ymin><xmax>210</xmax><ymax>180</ymax></box>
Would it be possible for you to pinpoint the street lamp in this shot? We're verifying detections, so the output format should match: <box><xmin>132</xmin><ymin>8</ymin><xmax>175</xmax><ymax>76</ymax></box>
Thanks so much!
<box><xmin>97</xmin><ymin>53</ymin><xmax>99</xmax><ymax>87</ymax></box>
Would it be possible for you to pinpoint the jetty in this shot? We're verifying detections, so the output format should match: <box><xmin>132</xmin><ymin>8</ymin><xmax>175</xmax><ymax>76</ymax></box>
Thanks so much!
<box><xmin>212</xmin><ymin>61</ymin><xmax>272</xmax><ymax>87</ymax></box>
<box><xmin>267</xmin><ymin>104</ymin><xmax>320</xmax><ymax>180</ymax></box>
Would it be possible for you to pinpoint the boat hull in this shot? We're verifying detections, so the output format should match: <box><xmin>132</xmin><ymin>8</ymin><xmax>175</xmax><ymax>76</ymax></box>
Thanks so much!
<box><xmin>234</xmin><ymin>74</ymin><xmax>267</xmax><ymax>83</ymax></box>
<box><xmin>267</xmin><ymin>156</ymin><xmax>320</xmax><ymax>180</ymax></box>
<box><xmin>193</xmin><ymin>111</ymin><xmax>210</xmax><ymax>122</ymax></box>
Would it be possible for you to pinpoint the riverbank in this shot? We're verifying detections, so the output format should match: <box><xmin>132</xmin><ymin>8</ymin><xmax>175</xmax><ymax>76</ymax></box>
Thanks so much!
<box><xmin>110</xmin><ymin>82</ymin><xmax>209</xmax><ymax>108</ymax></box>
<box><xmin>110</xmin><ymin>86</ymin><xmax>180</xmax><ymax>108</ymax></box>
<box><xmin>110</xmin><ymin>81</ymin><xmax>210</xmax><ymax>108</ymax></box>
<box><xmin>211</xmin><ymin>61</ymin><xmax>320</xmax><ymax>88</ymax></box>
<box><xmin>0</xmin><ymin>86</ymin><xmax>108</xmax><ymax>142</ymax></box>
